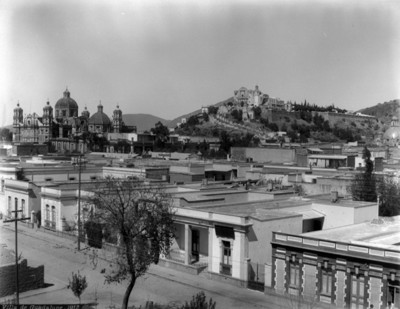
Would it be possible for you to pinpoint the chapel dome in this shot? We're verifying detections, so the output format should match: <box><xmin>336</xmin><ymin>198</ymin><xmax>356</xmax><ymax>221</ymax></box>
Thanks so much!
<box><xmin>88</xmin><ymin>103</ymin><xmax>111</xmax><ymax>125</ymax></box>
<box><xmin>383</xmin><ymin>115</ymin><xmax>400</xmax><ymax>142</ymax></box>
<box><xmin>383</xmin><ymin>127</ymin><xmax>400</xmax><ymax>141</ymax></box>
<box><xmin>55</xmin><ymin>88</ymin><xmax>78</xmax><ymax>110</ymax></box>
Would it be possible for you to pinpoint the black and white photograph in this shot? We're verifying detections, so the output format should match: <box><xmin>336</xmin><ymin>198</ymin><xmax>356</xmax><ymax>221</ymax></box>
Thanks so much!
<box><xmin>0</xmin><ymin>0</ymin><xmax>399</xmax><ymax>308</ymax></box>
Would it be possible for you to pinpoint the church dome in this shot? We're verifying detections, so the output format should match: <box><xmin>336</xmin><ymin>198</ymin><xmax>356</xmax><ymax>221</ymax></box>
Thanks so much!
<box><xmin>55</xmin><ymin>88</ymin><xmax>78</xmax><ymax>119</ymax></box>
<box><xmin>383</xmin><ymin>127</ymin><xmax>400</xmax><ymax>141</ymax></box>
<box><xmin>88</xmin><ymin>103</ymin><xmax>111</xmax><ymax>125</ymax></box>
<box><xmin>55</xmin><ymin>88</ymin><xmax>78</xmax><ymax>110</ymax></box>
<box><xmin>383</xmin><ymin>116</ymin><xmax>400</xmax><ymax>144</ymax></box>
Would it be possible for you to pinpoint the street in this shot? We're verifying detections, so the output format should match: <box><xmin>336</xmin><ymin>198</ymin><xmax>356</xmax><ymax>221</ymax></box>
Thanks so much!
<box><xmin>0</xmin><ymin>223</ymin><xmax>290</xmax><ymax>309</ymax></box>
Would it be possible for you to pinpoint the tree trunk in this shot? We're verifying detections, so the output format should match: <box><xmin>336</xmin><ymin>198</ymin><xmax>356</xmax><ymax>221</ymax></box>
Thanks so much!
<box><xmin>122</xmin><ymin>276</ymin><xmax>136</xmax><ymax>309</ymax></box>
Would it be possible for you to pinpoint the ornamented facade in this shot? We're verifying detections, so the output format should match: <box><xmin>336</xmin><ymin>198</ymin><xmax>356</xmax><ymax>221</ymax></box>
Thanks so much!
<box><xmin>12</xmin><ymin>88</ymin><xmax>134</xmax><ymax>153</ymax></box>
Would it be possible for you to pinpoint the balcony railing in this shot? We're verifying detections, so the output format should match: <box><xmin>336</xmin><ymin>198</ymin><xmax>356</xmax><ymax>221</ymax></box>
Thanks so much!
<box><xmin>44</xmin><ymin>219</ymin><xmax>56</xmax><ymax>230</ymax></box>
<box><xmin>220</xmin><ymin>263</ymin><xmax>232</xmax><ymax>276</ymax></box>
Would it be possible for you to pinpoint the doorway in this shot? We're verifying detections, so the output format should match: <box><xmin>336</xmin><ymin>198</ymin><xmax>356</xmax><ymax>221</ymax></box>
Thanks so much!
<box><xmin>191</xmin><ymin>230</ymin><xmax>199</xmax><ymax>262</ymax></box>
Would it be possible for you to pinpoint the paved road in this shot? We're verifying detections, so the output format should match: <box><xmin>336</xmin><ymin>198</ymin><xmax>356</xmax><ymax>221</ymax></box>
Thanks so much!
<box><xmin>0</xmin><ymin>223</ymin><xmax>301</xmax><ymax>309</ymax></box>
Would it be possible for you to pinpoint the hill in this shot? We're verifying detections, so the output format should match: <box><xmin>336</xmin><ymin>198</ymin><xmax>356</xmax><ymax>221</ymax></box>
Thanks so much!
<box><xmin>168</xmin><ymin>97</ymin><xmax>234</xmax><ymax>128</ymax></box>
<box><xmin>357</xmin><ymin>99</ymin><xmax>400</xmax><ymax>124</ymax></box>
<box><xmin>122</xmin><ymin>114</ymin><xmax>170</xmax><ymax>132</ymax></box>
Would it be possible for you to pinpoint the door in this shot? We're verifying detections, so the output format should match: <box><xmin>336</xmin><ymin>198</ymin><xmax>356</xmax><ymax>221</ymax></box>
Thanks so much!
<box><xmin>388</xmin><ymin>280</ymin><xmax>400</xmax><ymax>308</ymax></box>
<box><xmin>191</xmin><ymin>230</ymin><xmax>199</xmax><ymax>262</ymax></box>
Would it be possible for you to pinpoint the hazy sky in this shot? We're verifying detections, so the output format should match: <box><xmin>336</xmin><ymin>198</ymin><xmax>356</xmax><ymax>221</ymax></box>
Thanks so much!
<box><xmin>1</xmin><ymin>0</ymin><xmax>399</xmax><ymax>127</ymax></box>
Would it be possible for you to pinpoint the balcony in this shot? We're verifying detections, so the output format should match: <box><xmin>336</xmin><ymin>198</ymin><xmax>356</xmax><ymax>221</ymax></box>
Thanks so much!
<box><xmin>44</xmin><ymin>220</ymin><xmax>56</xmax><ymax>230</ymax></box>
<box><xmin>220</xmin><ymin>263</ymin><xmax>232</xmax><ymax>276</ymax></box>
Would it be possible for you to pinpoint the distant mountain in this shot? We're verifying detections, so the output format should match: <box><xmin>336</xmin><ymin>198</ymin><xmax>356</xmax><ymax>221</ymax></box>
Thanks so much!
<box><xmin>357</xmin><ymin>99</ymin><xmax>400</xmax><ymax>124</ymax></box>
<box><xmin>122</xmin><ymin>114</ymin><xmax>170</xmax><ymax>132</ymax></box>
<box><xmin>168</xmin><ymin>97</ymin><xmax>234</xmax><ymax>128</ymax></box>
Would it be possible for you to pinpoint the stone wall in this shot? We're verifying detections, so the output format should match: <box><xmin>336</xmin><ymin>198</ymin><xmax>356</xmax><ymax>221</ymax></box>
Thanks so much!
<box><xmin>0</xmin><ymin>259</ymin><xmax>45</xmax><ymax>297</ymax></box>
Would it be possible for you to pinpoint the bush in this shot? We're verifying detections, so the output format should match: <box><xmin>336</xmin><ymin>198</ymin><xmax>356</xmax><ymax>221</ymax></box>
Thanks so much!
<box><xmin>181</xmin><ymin>291</ymin><xmax>216</xmax><ymax>309</ymax></box>
<box><xmin>134</xmin><ymin>291</ymin><xmax>216</xmax><ymax>309</ymax></box>
<box><xmin>68</xmin><ymin>271</ymin><xmax>88</xmax><ymax>304</ymax></box>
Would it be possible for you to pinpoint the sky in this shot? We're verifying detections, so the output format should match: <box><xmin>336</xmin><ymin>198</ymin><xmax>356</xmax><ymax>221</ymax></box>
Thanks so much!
<box><xmin>1</xmin><ymin>0</ymin><xmax>399</xmax><ymax>127</ymax></box>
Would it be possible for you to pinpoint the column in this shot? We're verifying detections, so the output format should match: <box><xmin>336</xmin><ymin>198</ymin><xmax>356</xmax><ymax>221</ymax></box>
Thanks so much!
<box><xmin>184</xmin><ymin>224</ymin><xmax>192</xmax><ymax>265</ymax></box>
<box><xmin>208</xmin><ymin>226</ymin><xmax>215</xmax><ymax>272</ymax></box>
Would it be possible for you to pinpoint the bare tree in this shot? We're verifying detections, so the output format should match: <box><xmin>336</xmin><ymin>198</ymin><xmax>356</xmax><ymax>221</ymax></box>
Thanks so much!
<box><xmin>88</xmin><ymin>176</ymin><xmax>175</xmax><ymax>309</ymax></box>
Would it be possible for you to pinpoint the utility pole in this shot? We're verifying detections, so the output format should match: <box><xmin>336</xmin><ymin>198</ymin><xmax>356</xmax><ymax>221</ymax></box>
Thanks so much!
<box><xmin>4</xmin><ymin>205</ymin><xmax>31</xmax><ymax>304</ymax></box>
<box><xmin>77</xmin><ymin>153</ymin><xmax>82</xmax><ymax>251</ymax></box>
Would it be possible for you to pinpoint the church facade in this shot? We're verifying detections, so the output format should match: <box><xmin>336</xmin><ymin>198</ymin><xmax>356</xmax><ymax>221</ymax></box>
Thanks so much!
<box><xmin>12</xmin><ymin>88</ymin><xmax>134</xmax><ymax>154</ymax></box>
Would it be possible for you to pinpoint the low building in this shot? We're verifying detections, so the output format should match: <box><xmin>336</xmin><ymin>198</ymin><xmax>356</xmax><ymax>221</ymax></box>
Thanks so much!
<box><xmin>164</xmin><ymin>190</ymin><xmax>378</xmax><ymax>289</ymax></box>
<box><xmin>308</xmin><ymin>154</ymin><xmax>356</xmax><ymax>169</ymax></box>
<box><xmin>230</xmin><ymin>147</ymin><xmax>296</xmax><ymax>164</ymax></box>
<box><xmin>169</xmin><ymin>163</ymin><xmax>205</xmax><ymax>184</ymax></box>
<box><xmin>271</xmin><ymin>217</ymin><xmax>400</xmax><ymax>309</ymax></box>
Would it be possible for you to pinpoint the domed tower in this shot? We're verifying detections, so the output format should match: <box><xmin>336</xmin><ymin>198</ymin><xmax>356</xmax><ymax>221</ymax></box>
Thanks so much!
<box><xmin>112</xmin><ymin>105</ymin><xmax>123</xmax><ymax>133</ymax></box>
<box><xmin>42</xmin><ymin>101</ymin><xmax>53</xmax><ymax>125</ymax></box>
<box><xmin>88</xmin><ymin>102</ymin><xmax>111</xmax><ymax>134</ymax></box>
<box><xmin>13</xmin><ymin>103</ymin><xmax>23</xmax><ymax>125</ymax></box>
<box><xmin>40</xmin><ymin>101</ymin><xmax>54</xmax><ymax>144</ymax></box>
<box><xmin>55</xmin><ymin>88</ymin><xmax>78</xmax><ymax>120</ymax></box>
<box><xmin>13</xmin><ymin>103</ymin><xmax>24</xmax><ymax>143</ymax></box>
<box><xmin>81</xmin><ymin>106</ymin><xmax>90</xmax><ymax>119</ymax></box>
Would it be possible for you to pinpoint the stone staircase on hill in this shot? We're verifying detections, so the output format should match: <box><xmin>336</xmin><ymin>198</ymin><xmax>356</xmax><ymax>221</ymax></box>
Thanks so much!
<box><xmin>210</xmin><ymin>115</ymin><xmax>267</xmax><ymax>138</ymax></box>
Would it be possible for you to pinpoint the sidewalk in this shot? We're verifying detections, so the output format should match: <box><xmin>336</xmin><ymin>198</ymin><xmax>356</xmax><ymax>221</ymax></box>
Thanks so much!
<box><xmin>1</xmin><ymin>222</ymin><xmax>287</xmax><ymax>309</ymax></box>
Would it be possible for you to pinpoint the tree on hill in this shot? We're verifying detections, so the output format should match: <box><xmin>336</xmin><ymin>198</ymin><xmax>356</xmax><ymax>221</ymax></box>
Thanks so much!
<box><xmin>253</xmin><ymin>106</ymin><xmax>262</xmax><ymax>119</ymax></box>
<box><xmin>350</xmin><ymin>147</ymin><xmax>377</xmax><ymax>202</ymax></box>
<box><xmin>231</xmin><ymin>109</ymin><xmax>242</xmax><ymax>122</ymax></box>
<box><xmin>151</xmin><ymin>121</ymin><xmax>170</xmax><ymax>148</ymax></box>
<box><xmin>219</xmin><ymin>130</ymin><xmax>232</xmax><ymax>153</ymax></box>
<box><xmin>88</xmin><ymin>177</ymin><xmax>175</xmax><ymax>309</ymax></box>
<box><xmin>208</xmin><ymin>106</ymin><xmax>219</xmax><ymax>115</ymax></box>
<box><xmin>187</xmin><ymin>115</ymin><xmax>200</xmax><ymax>126</ymax></box>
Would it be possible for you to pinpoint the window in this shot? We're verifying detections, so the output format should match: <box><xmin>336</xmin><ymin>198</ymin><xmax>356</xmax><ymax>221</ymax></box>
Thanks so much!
<box><xmin>62</xmin><ymin>110</ymin><xmax>66</xmax><ymax>117</ymax></box>
<box><xmin>350</xmin><ymin>274</ymin><xmax>365</xmax><ymax>309</ymax></box>
<box><xmin>387</xmin><ymin>280</ymin><xmax>400</xmax><ymax>308</ymax></box>
<box><xmin>8</xmin><ymin>196</ymin><xmax>11</xmax><ymax>217</ymax></box>
<box><xmin>289</xmin><ymin>263</ymin><xmax>300</xmax><ymax>288</ymax></box>
<box><xmin>319</xmin><ymin>267</ymin><xmax>333</xmax><ymax>303</ymax></box>
<box><xmin>46</xmin><ymin>204</ymin><xmax>50</xmax><ymax>221</ymax></box>
<box><xmin>21</xmin><ymin>199</ymin><xmax>25</xmax><ymax>218</ymax></box>
<box><xmin>51</xmin><ymin>206</ymin><xmax>56</xmax><ymax>229</ymax></box>
<box><xmin>287</xmin><ymin>255</ymin><xmax>301</xmax><ymax>295</ymax></box>
<box><xmin>220</xmin><ymin>240</ymin><xmax>232</xmax><ymax>276</ymax></box>
<box><xmin>90</xmin><ymin>176</ymin><xmax>97</xmax><ymax>180</ymax></box>
<box><xmin>69</xmin><ymin>177</ymin><xmax>76</xmax><ymax>181</ymax></box>
<box><xmin>45</xmin><ymin>178</ymin><xmax>53</xmax><ymax>182</ymax></box>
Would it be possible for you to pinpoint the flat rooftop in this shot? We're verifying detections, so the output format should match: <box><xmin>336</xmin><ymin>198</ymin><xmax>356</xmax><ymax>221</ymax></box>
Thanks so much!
<box><xmin>303</xmin><ymin>216</ymin><xmax>400</xmax><ymax>249</ymax></box>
